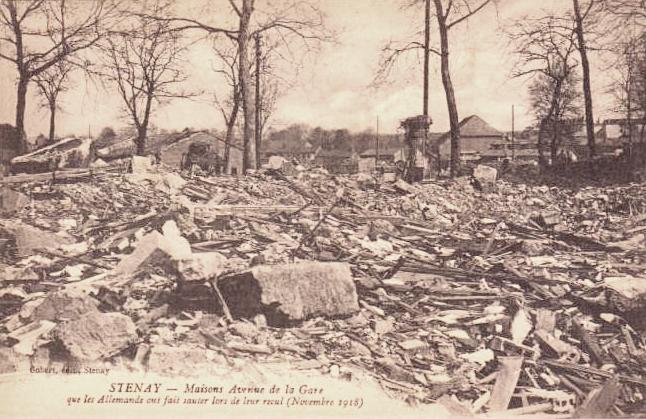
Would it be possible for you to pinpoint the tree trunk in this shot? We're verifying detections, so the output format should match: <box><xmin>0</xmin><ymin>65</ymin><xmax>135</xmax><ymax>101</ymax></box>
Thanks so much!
<box><xmin>544</xmin><ymin>78</ymin><xmax>563</xmax><ymax>167</ymax></box>
<box><xmin>573</xmin><ymin>0</ymin><xmax>596</xmax><ymax>159</ymax></box>
<box><xmin>224</xmin><ymin>98</ymin><xmax>240</xmax><ymax>174</ymax></box>
<box><xmin>434</xmin><ymin>0</ymin><xmax>460</xmax><ymax>177</ymax></box>
<box><xmin>48</xmin><ymin>103</ymin><xmax>56</xmax><ymax>144</ymax></box>
<box><xmin>538</xmin><ymin>120</ymin><xmax>547</xmax><ymax>168</ymax></box>
<box><xmin>551</xmin><ymin>118</ymin><xmax>559</xmax><ymax>164</ymax></box>
<box><xmin>135</xmin><ymin>94</ymin><xmax>153</xmax><ymax>156</ymax></box>
<box><xmin>135</xmin><ymin>127</ymin><xmax>146</xmax><ymax>156</ymax></box>
<box><xmin>254</xmin><ymin>32</ymin><xmax>262</xmax><ymax>168</ymax></box>
<box><xmin>15</xmin><ymin>75</ymin><xmax>29</xmax><ymax>153</ymax></box>
<box><xmin>239</xmin><ymin>0</ymin><xmax>256</xmax><ymax>173</ymax></box>
<box><xmin>423</xmin><ymin>0</ymin><xmax>430</xmax><ymax>117</ymax></box>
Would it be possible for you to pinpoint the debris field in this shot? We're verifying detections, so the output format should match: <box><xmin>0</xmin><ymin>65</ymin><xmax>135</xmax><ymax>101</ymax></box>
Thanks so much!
<box><xmin>1</xmin><ymin>160</ymin><xmax>646</xmax><ymax>416</ymax></box>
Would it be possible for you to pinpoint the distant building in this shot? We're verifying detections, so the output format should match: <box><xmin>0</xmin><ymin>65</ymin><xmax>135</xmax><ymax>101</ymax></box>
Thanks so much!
<box><xmin>261</xmin><ymin>138</ymin><xmax>318</xmax><ymax>163</ymax></box>
<box><xmin>314</xmin><ymin>149</ymin><xmax>358</xmax><ymax>174</ymax></box>
<box><xmin>358</xmin><ymin>147</ymin><xmax>401</xmax><ymax>173</ymax></box>
<box><xmin>601</xmin><ymin>118</ymin><xmax>646</xmax><ymax>147</ymax></box>
<box><xmin>569</xmin><ymin>120</ymin><xmax>605</xmax><ymax>158</ymax></box>
<box><xmin>434</xmin><ymin>115</ymin><xmax>508</xmax><ymax>164</ymax></box>
<box><xmin>160</xmin><ymin>132</ymin><xmax>219</xmax><ymax>167</ymax></box>
<box><xmin>96</xmin><ymin>128</ymin><xmax>195</xmax><ymax>161</ymax></box>
<box><xmin>159</xmin><ymin>131</ymin><xmax>243</xmax><ymax>175</ymax></box>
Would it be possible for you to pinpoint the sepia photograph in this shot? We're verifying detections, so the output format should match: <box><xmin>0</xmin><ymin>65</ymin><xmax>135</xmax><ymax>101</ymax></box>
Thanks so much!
<box><xmin>0</xmin><ymin>0</ymin><xmax>645</xmax><ymax>417</ymax></box>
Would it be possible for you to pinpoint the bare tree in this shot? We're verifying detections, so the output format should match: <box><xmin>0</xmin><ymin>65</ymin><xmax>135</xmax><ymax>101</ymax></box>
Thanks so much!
<box><xmin>432</xmin><ymin>0</ymin><xmax>493</xmax><ymax>176</ymax></box>
<box><xmin>373</xmin><ymin>0</ymin><xmax>435</xmax><ymax>117</ymax></box>
<box><xmin>0</xmin><ymin>0</ymin><xmax>117</xmax><ymax>151</ymax></box>
<box><xmin>572</xmin><ymin>0</ymin><xmax>603</xmax><ymax>159</ymax></box>
<box><xmin>615</xmin><ymin>35</ymin><xmax>646</xmax><ymax>144</ymax></box>
<box><xmin>214</xmin><ymin>35</ymin><xmax>284</xmax><ymax>171</ymax></box>
<box><xmin>258</xmin><ymin>76</ymin><xmax>279</xmax><ymax>142</ymax></box>
<box><xmin>212</xmin><ymin>39</ymin><xmax>241</xmax><ymax>173</ymax></box>
<box><xmin>602</xmin><ymin>0</ymin><xmax>646</xmax><ymax>26</ymax></box>
<box><xmin>33</xmin><ymin>59</ymin><xmax>72</xmax><ymax>144</ymax></box>
<box><xmin>530</xmin><ymin>71</ymin><xmax>582</xmax><ymax>163</ymax></box>
<box><xmin>101</xmin><ymin>3</ymin><xmax>188</xmax><ymax>156</ymax></box>
<box><xmin>139</xmin><ymin>0</ymin><xmax>329</xmax><ymax>174</ymax></box>
<box><xmin>508</xmin><ymin>14</ymin><xmax>581</xmax><ymax>165</ymax></box>
<box><xmin>374</xmin><ymin>0</ymin><xmax>493</xmax><ymax>177</ymax></box>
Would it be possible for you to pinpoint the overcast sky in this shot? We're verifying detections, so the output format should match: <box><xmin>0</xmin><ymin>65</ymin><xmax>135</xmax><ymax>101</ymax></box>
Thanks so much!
<box><xmin>0</xmin><ymin>0</ymin><xmax>618</xmax><ymax>138</ymax></box>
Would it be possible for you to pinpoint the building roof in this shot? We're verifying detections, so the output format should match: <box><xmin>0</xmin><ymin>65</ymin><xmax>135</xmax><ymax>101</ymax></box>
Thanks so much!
<box><xmin>604</xmin><ymin>118</ymin><xmax>646</xmax><ymax>126</ymax></box>
<box><xmin>436</xmin><ymin>115</ymin><xmax>503</xmax><ymax>146</ymax></box>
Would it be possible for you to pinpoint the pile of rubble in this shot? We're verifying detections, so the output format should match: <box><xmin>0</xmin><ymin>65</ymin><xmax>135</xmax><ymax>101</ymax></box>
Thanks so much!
<box><xmin>1</xmin><ymin>161</ymin><xmax>646</xmax><ymax>416</ymax></box>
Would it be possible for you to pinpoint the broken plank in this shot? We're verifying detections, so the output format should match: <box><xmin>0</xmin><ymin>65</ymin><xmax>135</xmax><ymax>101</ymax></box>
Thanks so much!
<box><xmin>571</xmin><ymin>321</ymin><xmax>615</xmax><ymax>370</ymax></box>
<box><xmin>541</xmin><ymin>359</ymin><xmax>646</xmax><ymax>387</ymax></box>
<box><xmin>573</xmin><ymin>377</ymin><xmax>621</xmax><ymax>418</ymax></box>
<box><xmin>488</xmin><ymin>356</ymin><xmax>524</xmax><ymax>412</ymax></box>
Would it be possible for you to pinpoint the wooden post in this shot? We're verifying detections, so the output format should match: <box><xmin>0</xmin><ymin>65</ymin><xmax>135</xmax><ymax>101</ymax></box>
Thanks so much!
<box><xmin>375</xmin><ymin>116</ymin><xmax>380</xmax><ymax>169</ymax></box>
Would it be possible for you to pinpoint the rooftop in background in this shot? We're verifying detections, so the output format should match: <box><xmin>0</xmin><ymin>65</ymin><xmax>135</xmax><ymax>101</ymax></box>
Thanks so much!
<box><xmin>436</xmin><ymin>115</ymin><xmax>504</xmax><ymax>145</ymax></box>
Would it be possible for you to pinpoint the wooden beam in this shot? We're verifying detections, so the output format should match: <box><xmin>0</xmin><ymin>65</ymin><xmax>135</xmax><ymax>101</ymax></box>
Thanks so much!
<box><xmin>574</xmin><ymin>377</ymin><xmax>621</xmax><ymax>418</ymax></box>
<box><xmin>488</xmin><ymin>356</ymin><xmax>524</xmax><ymax>412</ymax></box>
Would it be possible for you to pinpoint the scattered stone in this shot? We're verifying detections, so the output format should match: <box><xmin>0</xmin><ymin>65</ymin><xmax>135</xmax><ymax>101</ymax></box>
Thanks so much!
<box><xmin>0</xmin><ymin>286</ymin><xmax>27</xmax><ymax>315</ymax></box>
<box><xmin>54</xmin><ymin>312</ymin><xmax>137</xmax><ymax>361</ymax></box>
<box><xmin>0</xmin><ymin>222</ymin><xmax>72</xmax><ymax>258</ymax></box>
<box><xmin>473</xmin><ymin>165</ymin><xmax>497</xmax><ymax>190</ymax></box>
<box><xmin>393</xmin><ymin>179</ymin><xmax>417</xmax><ymax>194</ymax></box>
<box><xmin>115</xmin><ymin>221</ymin><xmax>191</xmax><ymax>275</ymax></box>
<box><xmin>372</xmin><ymin>318</ymin><xmax>395</xmax><ymax>335</ymax></box>
<box><xmin>268</xmin><ymin>155</ymin><xmax>288</xmax><ymax>170</ymax></box>
<box><xmin>398</xmin><ymin>339</ymin><xmax>428</xmax><ymax>353</ymax></box>
<box><xmin>177</xmin><ymin>252</ymin><xmax>227</xmax><ymax>282</ymax></box>
<box><xmin>31</xmin><ymin>289</ymin><xmax>99</xmax><ymax>322</ymax></box>
<box><xmin>521</xmin><ymin>240</ymin><xmax>547</xmax><ymax>256</ymax></box>
<box><xmin>8</xmin><ymin>320</ymin><xmax>56</xmax><ymax>355</ymax></box>
<box><xmin>0</xmin><ymin>187</ymin><xmax>28</xmax><ymax>215</ymax></box>
<box><xmin>229</xmin><ymin>321</ymin><xmax>259</xmax><ymax>340</ymax></box>
<box><xmin>218</xmin><ymin>261</ymin><xmax>359</xmax><ymax>325</ymax></box>
<box><xmin>131</xmin><ymin>155</ymin><xmax>154</xmax><ymax>174</ymax></box>
<box><xmin>604</xmin><ymin>276</ymin><xmax>646</xmax><ymax>320</ymax></box>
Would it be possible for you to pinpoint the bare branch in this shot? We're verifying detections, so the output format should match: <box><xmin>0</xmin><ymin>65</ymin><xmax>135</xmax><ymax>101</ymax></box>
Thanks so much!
<box><xmin>228</xmin><ymin>0</ymin><xmax>242</xmax><ymax>17</ymax></box>
<box><xmin>447</xmin><ymin>0</ymin><xmax>492</xmax><ymax>29</ymax></box>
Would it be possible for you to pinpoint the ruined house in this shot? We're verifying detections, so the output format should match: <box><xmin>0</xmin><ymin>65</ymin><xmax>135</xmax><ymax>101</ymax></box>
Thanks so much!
<box><xmin>358</xmin><ymin>147</ymin><xmax>402</xmax><ymax>173</ymax></box>
<box><xmin>314</xmin><ymin>149</ymin><xmax>358</xmax><ymax>174</ymax></box>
